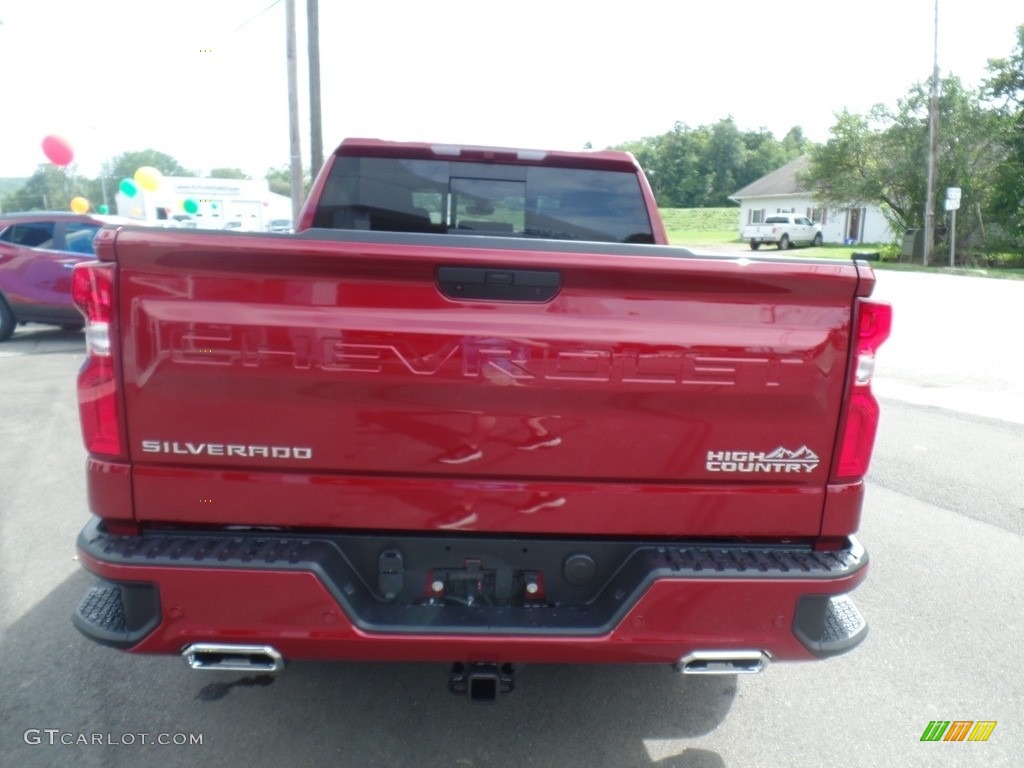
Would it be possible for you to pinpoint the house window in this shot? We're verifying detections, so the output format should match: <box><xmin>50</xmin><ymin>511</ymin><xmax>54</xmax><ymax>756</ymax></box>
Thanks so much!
<box><xmin>749</xmin><ymin>209</ymin><xmax>764</xmax><ymax>224</ymax></box>
<box><xmin>809</xmin><ymin>208</ymin><xmax>827</xmax><ymax>225</ymax></box>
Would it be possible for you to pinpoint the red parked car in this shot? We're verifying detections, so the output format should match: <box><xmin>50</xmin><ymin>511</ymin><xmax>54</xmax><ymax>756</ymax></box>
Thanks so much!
<box><xmin>0</xmin><ymin>211</ymin><xmax>129</xmax><ymax>340</ymax></box>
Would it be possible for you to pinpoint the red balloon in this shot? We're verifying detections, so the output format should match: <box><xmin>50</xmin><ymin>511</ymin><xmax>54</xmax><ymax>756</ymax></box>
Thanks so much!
<box><xmin>41</xmin><ymin>135</ymin><xmax>74</xmax><ymax>166</ymax></box>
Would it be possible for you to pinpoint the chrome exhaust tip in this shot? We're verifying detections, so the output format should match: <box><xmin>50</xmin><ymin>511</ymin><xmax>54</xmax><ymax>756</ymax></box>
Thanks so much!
<box><xmin>182</xmin><ymin>643</ymin><xmax>284</xmax><ymax>673</ymax></box>
<box><xmin>674</xmin><ymin>650</ymin><xmax>769</xmax><ymax>675</ymax></box>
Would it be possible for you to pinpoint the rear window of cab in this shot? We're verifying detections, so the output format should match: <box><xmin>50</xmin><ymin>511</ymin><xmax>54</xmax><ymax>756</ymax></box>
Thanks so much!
<box><xmin>312</xmin><ymin>157</ymin><xmax>655</xmax><ymax>244</ymax></box>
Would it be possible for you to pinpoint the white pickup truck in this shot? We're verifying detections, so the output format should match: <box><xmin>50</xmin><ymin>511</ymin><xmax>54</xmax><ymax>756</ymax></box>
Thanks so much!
<box><xmin>741</xmin><ymin>213</ymin><xmax>823</xmax><ymax>250</ymax></box>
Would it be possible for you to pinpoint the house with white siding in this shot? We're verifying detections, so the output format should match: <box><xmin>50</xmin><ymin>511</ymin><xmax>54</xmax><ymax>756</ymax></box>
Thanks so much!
<box><xmin>729</xmin><ymin>156</ymin><xmax>895</xmax><ymax>245</ymax></box>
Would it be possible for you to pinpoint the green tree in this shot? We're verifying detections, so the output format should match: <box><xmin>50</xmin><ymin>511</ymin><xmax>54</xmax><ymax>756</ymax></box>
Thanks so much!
<box><xmin>804</xmin><ymin>77</ymin><xmax>1004</xmax><ymax>259</ymax></box>
<box><xmin>781</xmin><ymin>126</ymin><xmax>809</xmax><ymax>155</ymax></box>
<box><xmin>618</xmin><ymin>123</ymin><xmax>708</xmax><ymax>207</ymax></box>
<box><xmin>77</xmin><ymin>175</ymin><xmax>112</xmax><ymax>212</ymax></box>
<box><xmin>107</xmin><ymin>150</ymin><xmax>194</xmax><ymax>182</ymax></box>
<box><xmin>739</xmin><ymin>125</ymin><xmax>808</xmax><ymax>189</ymax></box>
<box><xmin>208</xmin><ymin>168</ymin><xmax>250</xmax><ymax>179</ymax></box>
<box><xmin>265</xmin><ymin>164</ymin><xmax>311</xmax><ymax>198</ymax></box>
<box><xmin>2</xmin><ymin>149</ymin><xmax>194</xmax><ymax>213</ymax></box>
<box><xmin>701</xmin><ymin>118</ymin><xmax>746</xmax><ymax>206</ymax></box>
<box><xmin>983</xmin><ymin>24</ymin><xmax>1024</xmax><ymax>240</ymax></box>
<box><xmin>802</xmin><ymin>109</ymin><xmax>880</xmax><ymax>210</ymax></box>
<box><xmin>616</xmin><ymin>120</ymin><xmax>805</xmax><ymax>208</ymax></box>
<box><xmin>0</xmin><ymin>164</ymin><xmax>91</xmax><ymax>212</ymax></box>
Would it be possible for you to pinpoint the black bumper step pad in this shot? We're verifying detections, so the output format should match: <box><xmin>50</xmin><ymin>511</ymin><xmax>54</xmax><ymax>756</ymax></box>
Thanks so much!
<box><xmin>72</xmin><ymin>580</ymin><xmax>161</xmax><ymax>649</ymax></box>
<box><xmin>77</xmin><ymin>518</ymin><xmax>868</xmax><ymax>642</ymax></box>
<box><xmin>792</xmin><ymin>594</ymin><xmax>868</xmax><ymax>658</ymax></box>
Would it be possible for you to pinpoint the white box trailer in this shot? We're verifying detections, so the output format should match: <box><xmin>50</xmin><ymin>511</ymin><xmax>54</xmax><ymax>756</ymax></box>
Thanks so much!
<box><xmin>115</xmin><ymin>176</ymin><xmax>292</xmax><ymax>231</ymax></box>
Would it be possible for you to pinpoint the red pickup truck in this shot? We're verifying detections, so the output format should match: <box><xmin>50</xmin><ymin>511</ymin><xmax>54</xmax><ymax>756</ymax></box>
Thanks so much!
<box><xmin>71</xmin><ymin>138</ymin><xmax>891</xmax><ymax>701</ymax></box>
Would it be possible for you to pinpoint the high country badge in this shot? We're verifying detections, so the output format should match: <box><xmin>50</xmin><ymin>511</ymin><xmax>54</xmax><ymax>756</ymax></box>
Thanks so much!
<box><xmin>706</xmin><ymin>446</ymin><xmax>819</xmax><ymax>474</ymax></box>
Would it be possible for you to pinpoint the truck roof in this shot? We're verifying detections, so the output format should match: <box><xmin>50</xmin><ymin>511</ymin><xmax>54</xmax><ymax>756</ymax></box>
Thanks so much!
<box><xmin>334</xmin><ymin>137</ymin><xmax>643</xmax><ymax>172</ymax></box>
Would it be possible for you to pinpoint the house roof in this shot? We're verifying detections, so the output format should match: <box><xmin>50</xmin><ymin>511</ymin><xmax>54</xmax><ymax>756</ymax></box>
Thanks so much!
<box><xmin>730</xmin><ymin>156</ymin><xmax>810</xmax><ymax>200</ymax></box>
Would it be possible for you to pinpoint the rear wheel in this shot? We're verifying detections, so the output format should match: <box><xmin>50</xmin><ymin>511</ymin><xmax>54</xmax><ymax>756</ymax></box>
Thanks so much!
<box><xmin>778</xmin><ymin>234</ymin><xmax>791</xmax><ymax>250</ymax></box>
<box><xmin>749</xmin><ymin>241</ymin><xmax>761</xmax><ymax>251</ymax></box>
<box><xmin>0</xmin><ymin>297</ymin><xmax>15</xmax><ymax>342</ymax></box>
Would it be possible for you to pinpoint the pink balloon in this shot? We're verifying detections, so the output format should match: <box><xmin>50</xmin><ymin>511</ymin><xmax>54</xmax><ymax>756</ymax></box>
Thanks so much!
<box><xmin>41</xmin><ymin>135</ymin><xmax>74</xmax><ymax>166</ymax></box>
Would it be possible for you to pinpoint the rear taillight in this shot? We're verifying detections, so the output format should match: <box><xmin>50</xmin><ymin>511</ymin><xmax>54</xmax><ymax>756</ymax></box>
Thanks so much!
<box><xmin>73</xmin><ymin>262</ymin><xmax>124</xmax><ymax>457</ymax></box>
<box><xmin>832</xmin><ymin>299</ymin><xmax>892</xmax><ymax>481</ymax></box>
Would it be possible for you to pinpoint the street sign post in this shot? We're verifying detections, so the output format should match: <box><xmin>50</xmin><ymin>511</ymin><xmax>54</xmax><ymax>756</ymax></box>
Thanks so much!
<box><xmin>945</xmin><ymin>188</ymin><xmax>961</xmax><ymax>267</ymax></box>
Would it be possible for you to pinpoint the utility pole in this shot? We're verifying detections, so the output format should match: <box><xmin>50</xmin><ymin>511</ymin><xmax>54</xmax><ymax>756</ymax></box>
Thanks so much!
<box><xmin>100</xmin><ymin>162</ymin><xmax>109</xmax><ymax>210</ymax></box>
<box><xmin>286</xmin><ymin>0</ymin><xmax>303</xmax><ymax>223</ymax></box>
<box><xmin>308</xmin><ymin>0</ymin><xmax>324</xmax><ymax>177</ymax></box>
<box><xmin>923</xmin><ymin>0</ymin><xmax>939</xmax><ymax>266</ymax></box>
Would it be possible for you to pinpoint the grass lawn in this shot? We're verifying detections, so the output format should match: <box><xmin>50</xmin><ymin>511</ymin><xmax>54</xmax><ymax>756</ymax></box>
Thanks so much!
<box><xmin>667</xmin><ymin>230</ymin><xmax>741</xmax><ymax>247</ymax></box>
<box><xmin>660</xmin><ymin>207</ymin><xmax>1022</xmax><ymax>278</ymax></box>
<box><xmin>661</xmin><ymin>207</ymin><xmax>885</xmax><ymax>258</ymax></box>
<box><xmin>661</xmin><ymin>208</ymin><xmax>738</xmax><ymax>246</ymax></box>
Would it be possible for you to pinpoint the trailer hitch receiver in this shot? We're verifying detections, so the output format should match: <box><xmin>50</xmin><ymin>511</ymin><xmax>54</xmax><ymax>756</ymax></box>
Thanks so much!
<box><xmin>448</xmin><ymin>662</ymin><xmax>515</xmax><ymax>702</ymax></box>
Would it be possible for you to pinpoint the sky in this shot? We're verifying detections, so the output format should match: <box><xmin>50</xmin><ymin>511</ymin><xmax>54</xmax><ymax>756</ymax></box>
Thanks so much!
<box><xmin>0</xmin><ymin>0</ymin><xmax>1020</xmax><ymax>183</ymax></box>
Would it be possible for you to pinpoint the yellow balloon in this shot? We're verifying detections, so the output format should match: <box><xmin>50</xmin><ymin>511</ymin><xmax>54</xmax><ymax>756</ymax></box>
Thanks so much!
<box><xmin>70</xmin><ymin>196</ymin><xmax>90</xmax><ymax>214</ymax></box>
<box><xmin>134</xmin><ymin>166</ymin><xmax>163</xmax><ymax>192</ymax></box>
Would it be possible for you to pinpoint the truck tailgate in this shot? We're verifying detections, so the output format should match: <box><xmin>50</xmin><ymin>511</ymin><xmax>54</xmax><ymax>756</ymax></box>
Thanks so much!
<box><xmin>111</xmin><ymin>228</ymin><xmax>861</xmax><ymax>538</ymax></box>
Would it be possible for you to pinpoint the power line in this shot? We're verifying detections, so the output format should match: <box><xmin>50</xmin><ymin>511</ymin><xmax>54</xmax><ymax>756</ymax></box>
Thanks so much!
<box><xmin>231</xmin><ymin>0</ymin><xmax>282</xmax><ymax>34</ymax></box>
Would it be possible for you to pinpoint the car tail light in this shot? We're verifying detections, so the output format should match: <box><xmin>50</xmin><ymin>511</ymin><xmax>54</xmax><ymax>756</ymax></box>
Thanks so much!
<box><xmin>832</xmin><ymin>299</ymin><xmax>892</xmax><ymax>481</ymax></box>
<box><xmin>72</xmin><ymin>262</ymin><xmax>124</xmax><ymax>458</ymax></box>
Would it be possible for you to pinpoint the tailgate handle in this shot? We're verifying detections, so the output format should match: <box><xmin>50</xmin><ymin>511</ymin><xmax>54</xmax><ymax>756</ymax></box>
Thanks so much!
<box><xmin>437</xmin><ymin>266</ymin><xmax>560</xmax><ymax>302</ymax></box>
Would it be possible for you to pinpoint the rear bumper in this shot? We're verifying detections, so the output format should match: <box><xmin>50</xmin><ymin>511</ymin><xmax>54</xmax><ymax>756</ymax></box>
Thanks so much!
<box><xmin>73</xmin><ymin>517</ymin><xmax>869</xmax><ymax>665</ymax></box>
